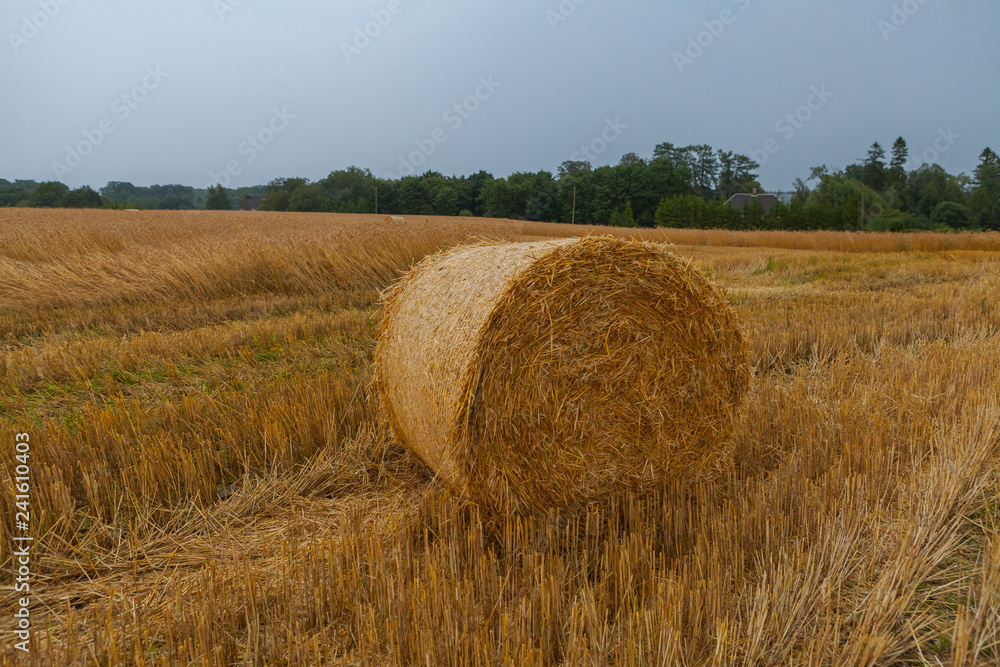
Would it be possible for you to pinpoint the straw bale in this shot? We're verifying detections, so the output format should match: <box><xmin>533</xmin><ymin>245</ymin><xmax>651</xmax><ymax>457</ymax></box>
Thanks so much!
<box><xmin>375</xmin><ymin>236</ymin><xmax>749</xmax><ymax>512</ymax></box>
<box><xmin>384</xmin><ymin>216</ymin><xmax>407</xmax><ymax>224</ymax></box>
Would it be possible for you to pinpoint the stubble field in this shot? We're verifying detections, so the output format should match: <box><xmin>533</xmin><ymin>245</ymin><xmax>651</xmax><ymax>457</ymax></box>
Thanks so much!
<box><xmin>1</xmin><ymin>208</ymin><xmax>999</xmax><ymax>665</ymax></box>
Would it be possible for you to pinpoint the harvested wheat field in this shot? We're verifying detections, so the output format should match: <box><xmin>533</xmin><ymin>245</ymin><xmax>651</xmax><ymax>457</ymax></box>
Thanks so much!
<box><xmin>1</xmin><ymin>208</ymin><xmax>999</xmax><ymax>665</ymax></box>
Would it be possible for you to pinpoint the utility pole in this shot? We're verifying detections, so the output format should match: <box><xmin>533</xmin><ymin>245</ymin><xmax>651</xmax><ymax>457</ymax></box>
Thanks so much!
<box><xmin>571</xmin><ymin>187</ymin><xmax>577</xmax><ymax>225</ymax></box>
<box><xmin>375</xmin><ymin>187</ymin><xmax>378</xmax><ymax>215</ymax></box>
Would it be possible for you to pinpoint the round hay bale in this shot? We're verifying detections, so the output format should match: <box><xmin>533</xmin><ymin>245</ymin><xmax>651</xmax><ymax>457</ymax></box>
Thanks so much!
<box><xmin>384</xmin><ymin>216</ymin><xmax>406</xmax><ymax>224</ymax></box>
<box><xmin>375</xmin><ymin>236</ymin><xmax>749</xmax><ymax>513</ymax></box>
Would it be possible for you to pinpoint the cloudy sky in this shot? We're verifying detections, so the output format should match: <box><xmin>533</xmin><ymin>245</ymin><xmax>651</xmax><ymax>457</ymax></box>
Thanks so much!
<box><xmin>2</xmin><ymin>0</ymin><xmax>998</xmax><ymax>191</ymax></box>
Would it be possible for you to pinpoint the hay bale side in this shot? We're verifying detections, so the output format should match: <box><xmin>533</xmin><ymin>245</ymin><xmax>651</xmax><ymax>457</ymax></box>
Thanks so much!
<box><xmin>384</xmin><ymin>216</ymin><xmax>406</xmax><ymax>224</ymax></box>
<box><xmin>375</xmin><ymin>236</ymin><xmax>749</xmax><ymax>512</ymax></box>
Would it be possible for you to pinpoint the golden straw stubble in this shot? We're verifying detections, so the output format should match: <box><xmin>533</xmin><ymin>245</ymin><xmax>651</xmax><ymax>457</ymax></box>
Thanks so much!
<box><xmin>375</xmin><ymin>236</ymin><xmax>750</xmax><ymax>513</ymax></box>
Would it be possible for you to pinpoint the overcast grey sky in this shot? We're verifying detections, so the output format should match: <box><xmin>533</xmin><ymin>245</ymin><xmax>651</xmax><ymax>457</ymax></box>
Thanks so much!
<box><xmin>2</xmin><ymin>0</ymin><xmax>998</xmax><ymax>191</ymax></box>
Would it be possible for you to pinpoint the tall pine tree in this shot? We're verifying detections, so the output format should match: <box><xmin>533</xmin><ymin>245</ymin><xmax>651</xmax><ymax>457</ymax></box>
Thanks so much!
<box><xmin>864</xmin><ymin>142</ymin><xmax>887</xmax><ymax>192</ymax></box>
<box><xmin>972</xmin><ymin>148</ymin><xmax>1000</xmax><ymax>228</ymax></box>
<box><xmin>973</xmin><ymin>147</ymin><xmax>999</xmax><ymax>189</ymax></box>
<box><xmin>888</xmin><ymin>138</ymin><xmax>908</xmax><ymax>189</ymax></box>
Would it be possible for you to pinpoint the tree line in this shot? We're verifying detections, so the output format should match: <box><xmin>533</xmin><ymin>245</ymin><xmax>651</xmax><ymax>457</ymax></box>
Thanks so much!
<box><xmin>4</xmin><ymin>139</ymin><xmax>999</xmax><ymax>232</ymax></box>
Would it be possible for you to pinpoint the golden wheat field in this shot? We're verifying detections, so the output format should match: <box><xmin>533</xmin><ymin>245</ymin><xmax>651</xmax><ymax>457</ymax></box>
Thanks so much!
<box><xmin>1</xmin><ymin>208</ymin><xmax>999</xmax><ymax>666</ymax></box>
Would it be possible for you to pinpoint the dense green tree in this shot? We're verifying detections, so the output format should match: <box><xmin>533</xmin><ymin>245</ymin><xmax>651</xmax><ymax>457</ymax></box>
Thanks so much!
<box><xmin>28</xmin><ymin>182</ymin><xmax>70</xmax><ymax>207</ymax></box>
<box><xmin>654</xmin><ymin>195</ymin><xmax>728</xmax><ymax>229</ymax></box>
<box><xmin>844</xmin><ymin>163</ymin><xmax>863</xmax><ymax>182</ymax></box>
<box><xmin>260</xmin><ymin>178</ymin><xmax>309</xmax><ymax>212</ymax></box>
<box><xmin>930</xmin><ymin>201</ymin><xmax>973</xmax><ymax>229</ymax></box>
<box><xmin>685</xmin><ymin>145</ymin><xmax>718</xmax><ymax>195</ymax></box>
<box><xmin>271</xmin><ymin>177</ymin><xmax>309</xmax><ymax>192</ymax></box>
<box><xmin>973</xmin><ymin>147</ymin><xmax>999</xmax><ymax>186</ymax></box>
<box><xmin>159</xmin><ymin>194</ymin><xmax>192</xmax><ymax>210</ymax></box>
<box><xmin>716</xmin><ymin>150</ymin><xmax>737</xmax><ymax>201</ymax></box>
<box><xmin>260</xmin><ymin>190</ymin><xmax>291</xmax><ymax>212</ymax></box>
<box><xmin>0</xmin><ymin>179</ymin><xmax>34</xmax><ymax>207</ymax></box>
<box><xmin>205</xmin><ymin>184</ymin><xmax>232</xmax><ymax>210</ymax></box>
<box><xmin>609</xmin><ymin>201</ymin><xmax>636</xmax><ymax>227</ymax></box>
<box><xmin>792</xmin><ymin>178</ymin><xmax>811</xmax><ymax>204</ymax></box>
<box><xmin>618</xmin><ymin>153</ymin><xmax>644</xmax><ymax>166</ymax></box>
<box><xmin>557</xmin><ymin>161</ymin><xmax>592</xmax><ymax>179</ymax></box>
<box><xmin>101</xmin><ymin>181</ymin><xmax>139</xmax><ymax>202</ymax></box>
<box><xmin>741</xmin><ymin>197</ymin><xmax>766</xmax><ymax>229</ymax></box>
<box><xmin>97</xmin><ymin>181</ymin><xmax>198</xmax><ymax>209</ymax></box>
<box><xmin>652</xmin><ymin>142</ymin><xmax>691</xmax><ymax>171</ymax></box>
<box><xmin>371</xmin><ymin>178</ymin><xmax>398</xmax><ymax>214</ymax></box>
<box><xmin>318</xmin><ymin>167</ymin><xmax>377</xmax><ymax>213</ymax></box>
<box><xmin>143</xmin><ymin>185</ymin><xmax>197</xmax><ymax>209</ymax></box>
<box><xmin>990</xmin><ymin>198</ymin><xmax>1000</xmax><ymax>231</ymax></box>
<box><xmin>432</xmin><ymin>185</ymin><xmax>459</xmax><ymax>216</ymax></box>
<box><xmin>481</xmin><ymin>171</ymin><xmax>556</xmax><ymax>221</ymax></box>
<box><xmin>480</xmin><ymin>178</ymin><xmax>515</xmax><ymax>219</ymax></box>
<box><xmin>525</xmin><ymin>173</ymin><xmax>558</xmax><ymax>221</ymax></box>
<box><xmin>735</xmin><ymin>155</ymin><xmax>761</xmax><ymax>183</ymax></box>
<box><xmin>716</xmin><ymin>151</ymin><xmax>761</xmax><ymax>201</ymax></box>
<box><xmin>589</xmin><ymin>160</ymin><xmax>649</xmax><ymax>225</ymax></box>
<box><xmin>647</xmin><ymin>156</ymin><xmax>693</xmax><ymax>201</ymax></box>
<box><xmin>905</xmin><ymin>164</ymin><xmax>966</xmax><ymax>217</ymax></box>
<box><xmin>460</xmin><ymin>171</ymin><xmax>494</xmax><ymax>217</ymax></box>
<box><xmin>415</xmin><ymin>172</ymin><xmax>458</xmax><ymax>216</ymax></box>
<box><xmin>809</xmin><ymin>170</ymin><xmax>873</xmax><ymax>229</ymax></box>
<box><xmin>553</xmin><ymin>168</ymin><xmax>597</xmax><ymax>224</ymax></box>
<box><xmin>287</xmin><ymin>184</ymin><xmax>325</xmax><ymax>212</ymax></box>
<box><xmin>395</xmin><ymin>175</ymin><xmax>436</xmax><ymax>215</ymax></box>
<box><xmin>62</xmin><ymin>186</ymin><xmax>103</xmax><ymax>208</ymax></box>
<box><xmin>971</xmin><ymin>148</ymin><xmax>1000</xmax><ymax>224</ymax></box>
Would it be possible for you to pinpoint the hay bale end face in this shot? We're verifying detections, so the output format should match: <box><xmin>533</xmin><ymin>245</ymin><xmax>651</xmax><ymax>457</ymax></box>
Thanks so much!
<box><xmin>375</xmin><ymin>236</ymin><xmax>749</xmax><ymax>513</ymax></box>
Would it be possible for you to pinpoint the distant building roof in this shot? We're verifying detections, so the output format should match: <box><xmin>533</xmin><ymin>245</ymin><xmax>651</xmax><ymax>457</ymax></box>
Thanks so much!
<box><xmin>240</xmin><ymin>194</ymin><xmax>265</xmax><ymax>211</ymax></box>
<box><xmin>724</xmin><ymin>190</ymin><xmax>780</xmax><ymax>213</ymax></box>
